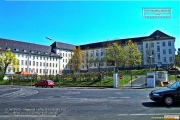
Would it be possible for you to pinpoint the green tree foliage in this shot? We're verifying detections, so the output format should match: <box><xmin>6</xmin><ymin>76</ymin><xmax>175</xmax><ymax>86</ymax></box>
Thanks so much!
<box><xmin>105</xmin><ymin>42</ymin><xmax>126</xmax><ymax>67</ymax></box>
<box><xmin>125</xmin><ymin>40</ymin><xmax>142</xmax><ymax>68</ymax></box>
<box><xmin>0</xmin><ymin>50</ymin><xmax>19</xmax><ymax>79</ymax></box>
<box><xmin>68</xmin><ymin>46</ymin><xmax>84</xmax><ymax>73</ymax></box>
<box><xmin>83</xmin><ymin>47</ymin><xmax>94</xmax><ymax>72</ymax></box>
<box><xmin>176</xmin><ymin>54</ymin><xmax>180</xmax><ymax>67</ymax></box>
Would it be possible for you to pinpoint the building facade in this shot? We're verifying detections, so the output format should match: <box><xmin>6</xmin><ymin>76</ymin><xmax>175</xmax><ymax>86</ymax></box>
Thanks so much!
<box><xmin>0</xmin><ymin>30</ymin><xmax>176</xmax><ymax>75</ymax></box>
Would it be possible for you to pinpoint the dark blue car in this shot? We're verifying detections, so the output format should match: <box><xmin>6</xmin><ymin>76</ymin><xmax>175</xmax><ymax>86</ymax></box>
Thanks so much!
<box><xmin>149</xmin><ymin>81</ymin><xmax>180</xmax><ymax>106</ymax></box>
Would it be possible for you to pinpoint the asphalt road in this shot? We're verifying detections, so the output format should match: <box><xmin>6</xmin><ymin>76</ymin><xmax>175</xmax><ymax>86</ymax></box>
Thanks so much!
<box><xmin>0</xmin><ymin>85</ymin><xmax>180</xmax><ymax>120</ymax></box>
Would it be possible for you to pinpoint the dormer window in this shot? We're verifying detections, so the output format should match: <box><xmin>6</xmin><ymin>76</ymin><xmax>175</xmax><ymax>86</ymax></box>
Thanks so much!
<box><xmin>15</xmin><ymin>48</ymin><xmax>19</xmax><ymax>51</ymax></box>
<box><xmin>155</xmin><ymin>35</ymin><xmax>160</xmax><ymax>39</ymax></box>
<box><xmin>44</xmin><ymin>52</ymin><xmax>48</xmax><ymax>55</ymax></box>
<box><xmin>6</xmin><ymin>47</ymin><xmax>11</xmax><ymax>50</ymax></box>
<box><xmin>23</xmin><ymin>49</ymin><xmax>27</xmax><ymax>52</ymax></box>
<box><xmin>30</xmin><ymin>50</ymin><xmax>34</xmax><ymax>53</ymax></box>
<box><xmin>37</xmin><ymin>52</ymin><xmax>41</xmax><ymax>54</ymax></box>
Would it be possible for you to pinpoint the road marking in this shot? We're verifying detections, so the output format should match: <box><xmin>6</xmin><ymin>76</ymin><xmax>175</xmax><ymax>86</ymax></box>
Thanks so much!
<box><xmin>108</xmin><ymin>97</ymin><xmax>118</xmax><ymax>99</ymax></box>
<box><xmin>118</xmin><ymin>113</ymin><xmax>180</xmax><ymax>116</ymax></box>
<box><xmin>0</xmin><ymin>89</ymin><xmax>38</xmax><ymax>99</ymax></box>
<box><xmin>0</xmin><ymin>115</ymin><xmax>57</xmax><ymax>117</ymax></box>
<box><xmin>119</xmin><ymin>97</ymin><xmax>130</xmax><ymax>99</ymax></box>
<box><xmin>64</xmin><ymin>91</ymin><xmax>80</xmax><ymax>95</ymax></box>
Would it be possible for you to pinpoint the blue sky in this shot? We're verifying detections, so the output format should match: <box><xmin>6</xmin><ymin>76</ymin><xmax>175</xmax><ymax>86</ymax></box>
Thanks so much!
<box><xmin>0</xmin><ymin>1</ymin><xmax>179</xmax><ymax>50</ymax></box>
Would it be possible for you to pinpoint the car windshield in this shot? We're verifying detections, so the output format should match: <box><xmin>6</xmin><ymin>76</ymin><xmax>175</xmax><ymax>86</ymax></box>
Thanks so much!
<box><xmin>47</xmin><ymin>80</ymin><xmax>53</xmax><ymax>82</ymax></box>
<box><xmin>169</xmin><ymin>81</ymin><xmax>180</xmax><ymax>89</ymax></box>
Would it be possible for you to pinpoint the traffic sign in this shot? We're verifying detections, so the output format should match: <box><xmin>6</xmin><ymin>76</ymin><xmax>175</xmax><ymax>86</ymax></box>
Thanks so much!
<box><xmin>59</xmin><ymin>70</ymin><xmax>62</xmax><ymax>75</ymax></box>
<box><xmin>119</xmin><ymin>75</ymin><xmax>123</xmax><ymax>79</ymax></box>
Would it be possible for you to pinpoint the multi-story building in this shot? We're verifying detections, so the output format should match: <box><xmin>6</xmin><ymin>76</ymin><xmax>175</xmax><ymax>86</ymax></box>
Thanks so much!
<box><xmin>0</xmin><ymin>30</ymin><xmax>176</xmax><ymax>75</ymax></box>
<box><xmin>0</xmin><ymin>38</ymin><xmax>75</xmax><ymax>75</ymax></box>
<box><xmin>80</xmin><ymin>30</ymin><xmax>175</xmax><ymax>71</ymax></box>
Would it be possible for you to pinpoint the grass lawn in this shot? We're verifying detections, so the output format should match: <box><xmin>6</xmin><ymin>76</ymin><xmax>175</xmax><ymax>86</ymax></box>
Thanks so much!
<box><xmin>0</xmin><ymin>75</ymin><xmax>136</xmax><ymax>87</ymax></box>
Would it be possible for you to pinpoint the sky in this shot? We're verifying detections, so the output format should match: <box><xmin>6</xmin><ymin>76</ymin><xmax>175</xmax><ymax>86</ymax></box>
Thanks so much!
<box><xmin>0</xmin><ymin>0</ymin><xmax>179</xmax><ymax>51</ymax></box>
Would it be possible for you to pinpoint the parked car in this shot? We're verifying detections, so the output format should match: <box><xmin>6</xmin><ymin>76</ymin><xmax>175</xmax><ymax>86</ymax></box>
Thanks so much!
<box><xmin>35</xmin><ymin>80</ymin><xmax>54</xmax><ymax>88</ymax></box>
<box><xmin>149</xmin><ymin>81</ymin><xmax>180</xmax><ymax>106</ymax></box>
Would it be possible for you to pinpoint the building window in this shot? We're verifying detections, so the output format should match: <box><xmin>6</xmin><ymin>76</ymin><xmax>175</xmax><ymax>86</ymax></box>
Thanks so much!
<box><xmin>29</xmin><ymin>61</ymin><xmax>31</xmax><ymax>66</ymax></box>
<box><xmin>158</xmin><ymin>53</ymin><xmax>160</xmax><ymax>60</ymax></box>
<box><xmin>163</xmin><ymin>57</ymin><xmax>166</xmax><ymax>62</ymax></box>
<box><xmin>40</xmin><ymin>69</ymin><xmax>42</xmax><ymax>74</ymax></box>
<box><xmin>168</xmin><ymin>41</ymin><xmax>171</xmax><ymax>46</ymax></box>
<box><xmin>47</xmin><ymin>63</ymin><xmax>48</xmax><ymax>67</ymax></box>
<box><xmin>25</xmin><ymin>60</ymin><xmax>27</xmax><ymax>65</ymax></box>
<box><xmin>151</xmin><ymin>50</ymin><xmax>154</xmax><ymax>55</ymax></box>
<box><xmin>36</xmin><ymin>62</ymin><xmax>38</xmax><ymax>66</ymax></box>
<box><xmin>152</xmin><ymin>58</ymin><xmax>155</xmax><ymax>63</ymax></box>
<box><xmin>33</xmin><ymin>56</ymin><xmax>35</xmax><ymax>60</ymax></box>
<box><xmin>36</xmin><ymin>69</ymin><xmax>38</xmax><ymax>73</ymax></box>
<box><xmin>40</xmin><ymin>56</ymin><xmax>42</xmax><ymax>60</ymax></box>
<box><xmin>146</xmin><ymin>43</ymin><xmax>148</xmax><ymax>48</ymax></box>
<box><xmin>163</xmin><ymin>49</ymin><xmax>166</xmax><ymax>54</ymax></box>
<box><xmin>162</xmin><ymin>42</ymin><xmax>165</xmax><ymax>47</ymax></box>
<box><xmin>151</xmin><ymin>43</ymin><xmax>154</xmax><ymax>48</ymax></box>
<box><xmin>157</xmin><ymin>46</ymin><xmax>160</xmax><ymax>52</ymax></box>
<box><xmin>101</xmin><ymin>51</ymin><xmax>104</xmax><ymax>56</ymax></box>
<box><xmin>21</xmin><ymin>68</ymin><xmax>23</xmax><ymax>71</ymax></box>
<box><xmin>169</xmin><ymin>57</ymin><xmax>172</xmax><ymax>62</ymax></box>
<box><xmin>50</xmin><ymin>63</ymin><xmax>51</xmax><ymax>67</ymax></box>
<box><xmin>21</xmin><ymin>60</ymin><xmax>24</xmax><ymax>65</ymax></box>
<box><xmin>33</xmin><ymin>61</ymin><xmax>35</xmax><ymax>66</ymax></box>
<box><xmin>169</xmin><ymin>49</ymin><xmax>172</xmax><ymax>54</ymax></box>
<box><xmin>43</xmin><ymin>62</ymin><xmax>45</xmax><ymax>67</ymax></box>
<box><xmin>40</xmin><ymin>62</ymin><xmax>42</xmax><ymax>66</ymax></box>
<box><xmin>157</xmin><ymin>42</ymin><xmax>159</xmax><ymax>44</ymax></box>
<box><xmin>53</xmin><ymin>63</ymin><xmax>54</xmax><ymax>67</ymax></box>
<box><xmin>22</xmin><ymin>54</ymin><xmax>24</xmax><ymax>58</ymax></box>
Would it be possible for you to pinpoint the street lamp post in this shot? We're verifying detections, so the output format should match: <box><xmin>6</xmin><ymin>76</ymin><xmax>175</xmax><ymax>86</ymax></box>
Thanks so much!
<box><xmin>46</xmin><ymin>37</ymin><xmax>62</xmax><ymax>87</ymax></box>
<box><xmin>175</xmin><ymin>49</ymin><xmax>177</xmax><ymax>81</ymax></box>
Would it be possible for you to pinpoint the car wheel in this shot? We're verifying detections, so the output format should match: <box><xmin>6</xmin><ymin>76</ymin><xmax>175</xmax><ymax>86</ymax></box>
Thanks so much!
<box><xmin>51</xmin><ymin>86</ymin><xmax>53</xmax><ymax>88</ymax></box>
<box><xmin>35</xmin><ymin>85</ymin><xmax>38</xmax><ymax>87</ymax></box>
<box><xmin>164</xmin><ymin>96</ymin><xmax>174</xmax><ymax>106</ymax></box>
<box><xmin>45</xmin><ymin>85</ymin><xmax>48</xmax><ymax>88</ymax></box>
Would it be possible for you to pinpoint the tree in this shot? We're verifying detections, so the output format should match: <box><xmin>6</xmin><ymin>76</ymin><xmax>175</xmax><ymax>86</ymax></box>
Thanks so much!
<box><xmin>125</xmin><ymin>40</ymin><xmax>141</xmax><ymax>87</ymax></box>
<box><xmin>125</xmin><ymin>40</ymin><xmax>142</xmax><ymax>68</ymax></box>
<box><xmin>104</xmin><ymin>42</ymin><xmax>127</xmax><ymax>68</ymax></box>
<box><xmin>83</xmin><ymin>47</ymin><xmax>94</xmax><ymax>72</ymax></box>
<box><xmin>0</xmin><ymin>50</ymin><xmax>19</xmax><ymax>79</ymax></box>
<box><xmin>68</xmin><ymin>46</ymin><xmax>84</xmax><ymax>73</ymax></box>
<box><xmin>176</xmin><ymin>54</ymin><xmax>180</xmax><ymax>67</ymax></box>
